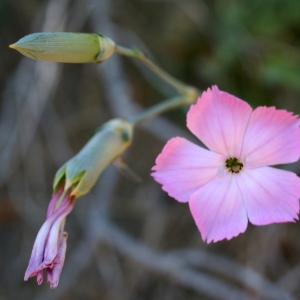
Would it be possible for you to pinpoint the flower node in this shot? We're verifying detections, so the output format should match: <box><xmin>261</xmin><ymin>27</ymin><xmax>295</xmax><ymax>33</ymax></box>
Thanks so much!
<box><xmin>225</xmin><ymin>157</ymin><xmax>243</xmax><ymax>173</ymax></box>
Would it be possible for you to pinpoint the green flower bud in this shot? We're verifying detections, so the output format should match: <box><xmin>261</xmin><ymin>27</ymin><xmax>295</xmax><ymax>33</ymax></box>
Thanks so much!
<box><xmin>54</xmin><ymin>119</ymin><xmax>133</xmax><ymax>198</ymax></box>
<box><xmin>9</xmin><ymin>32</ymin><xmax>115</xmax><ymax>63</ymax></box>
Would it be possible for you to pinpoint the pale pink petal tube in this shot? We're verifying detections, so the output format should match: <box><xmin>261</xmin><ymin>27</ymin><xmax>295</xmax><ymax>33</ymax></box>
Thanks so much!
<box><xmin>241</xmin><ymin>106</ymin><xmax>300</xmax><ymax>168</ymax></box>
<box><xmin>152</xmin><ymin>137</ymin><xmax>225</xmax><ymax>203</ymax></box>
<box><xmin>46</xmin><ymin>185</ymin><xmax>64</xmax><ymax>218</ymax></box>
<box><xmin>236</xmin><ymin>167</ymin><xmax>300</xmax><ymax>225</ymax></box>
<box><xmin>189</xmin><ymin>173</ymin><xmax>248</xmax><ymax>243</ymax></box>
<box><xmin>187</xmin><ymin>85</ymin><xmax>252</xmax><ymax>157</ymax></box>
<box><xmin>40</xmin><ymin>204</ymin><xmax>72</xmax><ymax>269</ymax></box>
<box><xmin>24</xmin><ymin>187</ymin><xmax>74</xmax><ymax>287</ymax></box>
<box><xmin>47</xmin><ymin>232</ymin><xmax>68</xmax><ymax>289</ymax></box>
<box><xmin>24</xmin><ymin>216</ymin><xmax>57</xmax><ymax>280</ymax></box>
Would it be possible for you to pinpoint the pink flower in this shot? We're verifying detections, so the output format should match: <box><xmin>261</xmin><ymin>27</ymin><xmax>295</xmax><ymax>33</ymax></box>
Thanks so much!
<box><xmin>152</xmin><ymin>86</ymin><xmax>300</xmax><ymax>243</ymax></box>
<box><xmin>24</xmin><ymin>184</ymin><xmax>75</xmax><ymax>288</ymax></box>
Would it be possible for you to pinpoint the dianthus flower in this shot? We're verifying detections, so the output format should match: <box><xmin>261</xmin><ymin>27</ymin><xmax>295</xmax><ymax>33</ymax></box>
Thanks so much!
<box><xmin>152</xmin><ymin>86</ymin><xmax>300</xmax><ymax>243</ymax></box>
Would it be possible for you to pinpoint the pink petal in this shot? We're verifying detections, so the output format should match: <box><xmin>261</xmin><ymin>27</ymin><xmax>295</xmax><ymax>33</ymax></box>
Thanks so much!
<box><xmin>241</xmin><ymin>106</ymin><xmax>300</xmax><ymax>168</ymax></box>
<box><xmin>236</xmin><ymin>167</ymin><xmax>300</xmax><ymax>225</ymax></box>
<box><xmin>42</xmin><ymin>202</ymin><xmax>73</xmax><ymax>267</ymax></box>
<box><xmin>152</xmin><ymin>137</ymin><xmax>225</xmax><ymax>203</ymax></box>
<box><xmin>47</xmin><ymin>232</ymin><xmax>68</xmax><ymax>289</ymax></box>
<box><xmin>24</xmin><ymin>217</ymin><xmax>56</xmax><ymax>280</ymax></box>
<box><xmin>41</xmin><ymin>215</ymin><xmax>65</xmax><ymax>267</ymax></box>
<box><xmin>47</xmin><ymin>185</ymin><xmax>64</xmax><ymax>218</ymax></box>
<box><xmin>36</xmin><ymin>270</ymin><xmax>44</xmax><ymax>285</ymax></box>
<box><xmin>25</xmin><ymin>196</ymin><xmax>74</xmax><ymax>281</ymax></box>
<box><xmin>187</xmin><ymin>86</ymin><xmax>252</xmax><ymax>157</ymax></box>
<box><xmin>189</xmin><ymin>173</ymin><xmax>248</xmax><ymax>243</ymax></box>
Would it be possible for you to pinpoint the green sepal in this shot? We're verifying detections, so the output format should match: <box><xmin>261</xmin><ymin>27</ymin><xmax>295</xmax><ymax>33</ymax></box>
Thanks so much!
<box><xmin>53</xmin><ymin>166</ymin><xmax>67</xmax><ymax>192</ymax></box>
<box><xmin>69</xmin><ymin>170</ymin><xmax>86</xmax><ymax>189</ymax></box>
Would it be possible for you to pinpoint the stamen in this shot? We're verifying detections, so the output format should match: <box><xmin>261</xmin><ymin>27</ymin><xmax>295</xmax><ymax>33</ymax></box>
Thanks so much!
<box><xmin>225</xmin><ymin>157</ymin><xmax>243</xmax><ymax>174</ymax></box>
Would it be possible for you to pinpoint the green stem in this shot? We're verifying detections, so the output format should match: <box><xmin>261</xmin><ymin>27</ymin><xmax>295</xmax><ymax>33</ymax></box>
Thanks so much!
<box><xmin>116</xmin><ymin>44</ymin><xmax>200</xmax><ymax>126</ymax></box>
<box><xmin>115</xmin><ymin>45</ymin><xmax>191</xmax><ymax>95</ymax></box>
<box><xmin>129</xmin><ymin>94</ymin><xmax>193</xmax><ymax>126</ymax></box>
<box><xmin>129</xmin><ymin>96</ymin><xmax>181</xmax><ymax>125</ymax></box>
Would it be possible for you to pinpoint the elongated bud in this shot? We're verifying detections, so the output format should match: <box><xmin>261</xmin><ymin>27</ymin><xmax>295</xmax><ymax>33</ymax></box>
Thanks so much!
<box><xmin>54</xmin><ymin>119</ymin><xmax>133</xmax><ymax>198</ymax></box>
<box><xmin>9</xmin><ymin>32</ymin><xmax>115</xmax><ymax>63</ymax></box>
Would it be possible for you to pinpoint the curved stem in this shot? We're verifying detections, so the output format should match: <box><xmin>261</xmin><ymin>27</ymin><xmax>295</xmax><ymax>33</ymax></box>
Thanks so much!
<box><xmin>129</xmin><ymin>96</ymin><xmax>182</xmax><ymax>125</ymax></box>
<box><xmin>129</xmin><ymin>93</ymin><xmax>199</xmax><ymax>126</ymax></box>
<box><xmin>115</xmin><ymin>45</ymin><xmax>191</xmax><ymax>95</ymax></box>
<box><xmin>116</xmin><ymin>44</ymin><xmax>200</xmax><ymax>126</ymax></box>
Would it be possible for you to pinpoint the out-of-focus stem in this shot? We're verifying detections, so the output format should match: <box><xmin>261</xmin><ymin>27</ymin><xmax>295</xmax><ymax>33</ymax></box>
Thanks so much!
<box><xmin>115</xmin><ymin>45</ymin><xmax>198</xmax><ymax>96</ymax></box>
<box><xmin>115</xmin><ymin>45</ymin><xmax>200</xmax><ymax>126</ymax></box>
<box><xmin>129</xmin><ymin>93</ymin><xmax>196</xmax><ymax>126</ymax></box>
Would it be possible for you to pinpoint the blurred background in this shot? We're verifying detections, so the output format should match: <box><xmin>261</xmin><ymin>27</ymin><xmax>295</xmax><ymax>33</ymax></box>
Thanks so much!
<box><xmin>1</xmin><ymin>0</ymin><xmax>300</xmax><ymax>299</ymax></box>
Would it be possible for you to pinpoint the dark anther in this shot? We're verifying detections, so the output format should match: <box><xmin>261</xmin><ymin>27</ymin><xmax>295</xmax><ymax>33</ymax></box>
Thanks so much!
<box><xmin>225</xmin><ymin>157</ymin><xmax>243</xmax><ymax>173</ymax></box>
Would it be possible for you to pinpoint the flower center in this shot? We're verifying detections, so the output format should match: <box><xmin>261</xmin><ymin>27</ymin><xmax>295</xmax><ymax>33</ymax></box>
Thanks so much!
<box><xmin>225</xmin><ymin>157</ymin><xmax>243</xmax><ymax>174</ymax></box>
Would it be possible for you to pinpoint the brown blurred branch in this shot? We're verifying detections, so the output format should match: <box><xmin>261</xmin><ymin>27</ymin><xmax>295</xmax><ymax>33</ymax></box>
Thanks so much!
<box><xmin>94</xmin><ymin>220</ymin><xmax>259</xmax><ymax>300</ymax></box>
<box><xmin>277</xmin><ymin>264</ymin><xmax>300</xmax><ymax>295</ymax></box>
<box><xmin>171</xmin><ymin>249</ymin><xmax>295</xmax><ymax>300</ymax></box>
<box><xmin>0</xmin><ymin>0</ymin><xmax>69</xmax><ymax>187</ymax></box>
